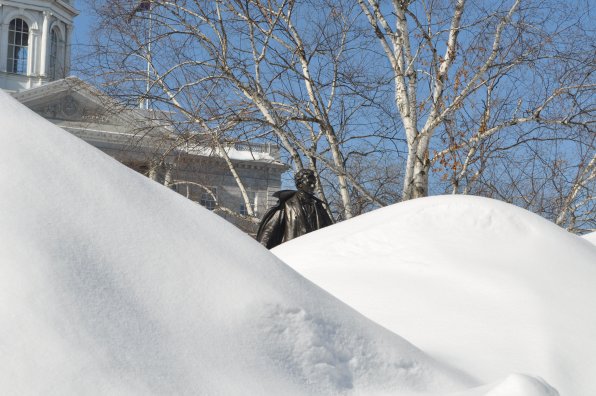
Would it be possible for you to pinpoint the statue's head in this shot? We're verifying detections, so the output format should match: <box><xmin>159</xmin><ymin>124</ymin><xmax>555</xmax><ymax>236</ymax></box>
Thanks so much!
<box><xmin>294</xmin><ymin>169</ymin><xmax>316</xmax><ymax>194</ymax></box>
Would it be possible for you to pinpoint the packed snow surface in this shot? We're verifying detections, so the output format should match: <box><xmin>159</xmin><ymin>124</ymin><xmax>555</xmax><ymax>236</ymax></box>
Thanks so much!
<box><xmin>0</xmin><ymin>88</ymin><xmax>561</xmax><ymax>395</ymax></box>
<box><xmin>274</xmin><ymin>195</ymin><xmax>596</xmax><ymax>396</ymax></box>
<box><xmin>583</xmin><ymin>231</ymin><xmax>596</xmax><ymax>245</ymax></box>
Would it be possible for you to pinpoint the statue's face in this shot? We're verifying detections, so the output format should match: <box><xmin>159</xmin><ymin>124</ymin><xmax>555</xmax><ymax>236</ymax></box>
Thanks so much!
<box><xmin>297</xmin><ymin>172</ymin><xmax>316</xmax><ymax>194</ymax></box>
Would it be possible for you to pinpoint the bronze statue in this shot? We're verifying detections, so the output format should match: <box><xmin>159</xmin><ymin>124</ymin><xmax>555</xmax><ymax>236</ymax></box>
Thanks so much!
<box><xmin>257</xmin><ymin>169</ymin><xmax>333</xmax><ymax>249</ymax></box>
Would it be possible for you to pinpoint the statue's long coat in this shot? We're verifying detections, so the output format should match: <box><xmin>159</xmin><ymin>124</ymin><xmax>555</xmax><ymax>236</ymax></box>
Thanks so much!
<box><xmin>256</xmin><ymin>190</ymin><xmax>333</xmax><ymax>249</ymax></box>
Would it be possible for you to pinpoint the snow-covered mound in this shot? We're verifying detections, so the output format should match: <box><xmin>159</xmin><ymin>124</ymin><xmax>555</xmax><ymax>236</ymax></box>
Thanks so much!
<box><xmin>273</xmin><ymin>195</ymin><xmax>596</xmax><ymax>396</ymax></box>
<box><xmin>583</xmin><ymin>231</ymin><xmax>596</xmax><ymax>245</ymax></box>
<box><xmin>0</xmin><ymin>91</ymin><xmax>495</xmax><ymax>394</ymax></box>
<box><xmin>456</xmin><ymin>374</ymin><xmax>559</xmax><ymax>396</ymax></box>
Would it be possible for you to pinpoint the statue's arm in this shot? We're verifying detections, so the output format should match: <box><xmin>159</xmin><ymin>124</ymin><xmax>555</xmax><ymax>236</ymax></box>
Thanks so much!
<box><xmin>317</xmin><ymin>201</ymin><xmax>334</xmax><ymax>226</ymax></box>
<box><xmin>312</xmin><ymin>196</ymin><xmax>334</xmax><ymax>226</ymax></box>
<box><xmin>256</xmin><ymin>207</ymin><xmax>284</xmax><ymax>248</ymax></box>
<box><xmin>323</xmin><ymin>209</ymin><xmax>334</xmax><ymax>226</ymax></box>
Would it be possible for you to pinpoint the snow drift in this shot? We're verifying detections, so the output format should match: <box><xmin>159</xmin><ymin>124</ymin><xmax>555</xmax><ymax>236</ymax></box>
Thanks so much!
<box><xmin>583</xmin><ymin>231</ymin><xmax>596</xmax><ymax>245</ymax></box>
<box><xmin>0</xmin><ymin>89</ymin><xmax>501</xmax><ymax>395</ymax></box>
<box><xmin>274</xmin><ymin>195</ymin><xmax>596</xmax><ymax>396</ymax></box>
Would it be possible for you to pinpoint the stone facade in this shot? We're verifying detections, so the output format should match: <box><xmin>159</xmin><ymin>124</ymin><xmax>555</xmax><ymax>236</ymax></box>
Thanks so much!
<box><xmin>10</xmin><ymin>77</ymin><xmax>287</xmax><ymax>234</ymax></box>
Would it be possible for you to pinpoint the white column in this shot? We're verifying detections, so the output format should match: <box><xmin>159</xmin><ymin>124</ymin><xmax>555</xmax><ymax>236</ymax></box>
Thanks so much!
<box><xmin>0</xmin><ymin>5</ymin><xmax>5</xmax><ymax>73</ymax></box>
<box><xmin>0</xmin><ymin>22</ymin><xmax>8</xmax><ymax>73</ymax></box>
<box><xmin>29</xmin><ymin>23</ymin><xmax>40</xmax><ymax>78</ymax></box>
<box><xmin>39</xmin><ymin>11</ymin><xmax>50</xmax><ymax>77</ymax></box>
<box><xmin>63</xmin><ymin>23</ymin><xmax>72</xmax><ymax>77</ymax></box>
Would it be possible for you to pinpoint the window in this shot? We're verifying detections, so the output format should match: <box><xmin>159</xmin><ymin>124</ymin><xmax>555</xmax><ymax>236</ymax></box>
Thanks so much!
<box><xmin>200</xmin><ymin>187</ymin><xmax>217</xmax><ymax>210</ymax></box>
<box><xmin>7</xmin><ymin>18</ymin><xmax>29</xmax><ymax>74</ymax></box>
<box><xmin>48</xmin><ymin>28</ymin><xmax>59</xmax><ymax>80</ymax></box>
<box><xmin>239</xmin><ymin>191</ymin><xmax>257</xmax><ymax>216</ymax></box>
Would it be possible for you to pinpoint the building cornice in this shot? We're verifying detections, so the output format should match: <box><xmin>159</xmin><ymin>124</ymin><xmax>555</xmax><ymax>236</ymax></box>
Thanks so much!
<box><xmin>0</xmin><ymin>0</ymin><xmax>79</xmax><ymax>21</ymax></box>
<box><xmin>55</xmin><ymin>0</ymin><xmax>78</xmax><ymax>17</ymax></box>
<box><xmin>0</xmin><ymin>0</ymin><xmax>80</xmax><ymax>18</ymax></box>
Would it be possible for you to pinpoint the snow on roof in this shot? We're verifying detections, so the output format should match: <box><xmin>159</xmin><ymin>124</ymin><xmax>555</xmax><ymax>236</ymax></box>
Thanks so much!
<box><xmin>0</xmin><ymin>88</ymin><xmax>499</xmax><ymax>395</ymax></box>
<box><xmin>185</xmin><ymin>143</ymin><xmax>278</xmax><ymax>163</ymax></box>
<box><xmin>273</xmin><ymin>194</ymin><xmax>596</xmax><ymax>396</ymax></box>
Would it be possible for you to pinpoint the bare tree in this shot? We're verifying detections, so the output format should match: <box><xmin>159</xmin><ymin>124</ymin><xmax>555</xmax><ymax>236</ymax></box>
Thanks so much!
<box><xmin>357</xmin><ymin>0</ymin><xmax>594</xmax><ymax>206</ymax></box>
<box><xmin>76</xmin><ymin>0</ymin><xmax>594</xmax><ymax>233</ymax></box>
<box><xmin>81</xmin><ymin>0</ymin><xmax>400</xmax><ymax>220</ymax></box>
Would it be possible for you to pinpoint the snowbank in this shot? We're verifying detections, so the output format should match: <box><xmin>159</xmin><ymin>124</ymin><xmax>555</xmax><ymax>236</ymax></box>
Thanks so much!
<box><xmin>455</xmin><ymin>374</ymin><xmax>559</xmax><ymax>396</ymax></box>
<box><xmin>0</xmin><ymin>90</ymin><xmax>485</xmax><ymax>395</ymax></box>
<box><xmin>274</xmin><ymin>195</ymin><xmax>596</xmax><ymax>396</ymax></box>
<box><xmin>583</xmin><ymin>231</ymin><xmax>596</xmax><ymax>245</ymax></box>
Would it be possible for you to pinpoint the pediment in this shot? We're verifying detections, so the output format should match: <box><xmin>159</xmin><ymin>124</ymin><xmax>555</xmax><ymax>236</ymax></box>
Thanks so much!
<box><xmin>12</xmin><ymin>77</ymin><xmax>138</xmax><ymax>126</ymax></box>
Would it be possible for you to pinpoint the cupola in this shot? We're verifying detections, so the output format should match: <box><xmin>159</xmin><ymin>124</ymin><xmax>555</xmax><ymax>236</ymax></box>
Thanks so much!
<box><xmin>0</xmin><ymin>0</ymin><xmax>78</xmax><ymax>91</ymax></box>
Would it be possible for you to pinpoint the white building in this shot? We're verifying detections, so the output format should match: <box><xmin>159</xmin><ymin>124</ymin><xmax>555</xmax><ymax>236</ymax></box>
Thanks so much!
<box><xmin>0</xmin><ymin>0</ymin><xmax>286</xmax><ymax>234</ymax></box>
<box><xmin>0</xmin><ymin>0</ymin><xmax>75</xmax><ymax>90</ymax></box>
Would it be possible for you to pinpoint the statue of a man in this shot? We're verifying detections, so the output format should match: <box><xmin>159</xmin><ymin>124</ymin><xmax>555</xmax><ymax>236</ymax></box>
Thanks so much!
<box><xmin>257</xmin><ymin>169</ymin><xmax>333</xmax><ymax>249</ymax></box>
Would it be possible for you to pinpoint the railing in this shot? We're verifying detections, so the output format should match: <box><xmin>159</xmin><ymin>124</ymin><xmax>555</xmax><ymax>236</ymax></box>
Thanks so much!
<box><xmin>233</xmin><ymin>142</ymin><xmax>271</xmax><ymax>154</ymax></box>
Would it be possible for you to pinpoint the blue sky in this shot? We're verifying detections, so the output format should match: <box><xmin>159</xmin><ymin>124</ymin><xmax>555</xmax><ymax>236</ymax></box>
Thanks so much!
<box><xmin>72</xmin><ymin>1</ymin><xmax>94</xmax><ymax>51</ymax></box>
